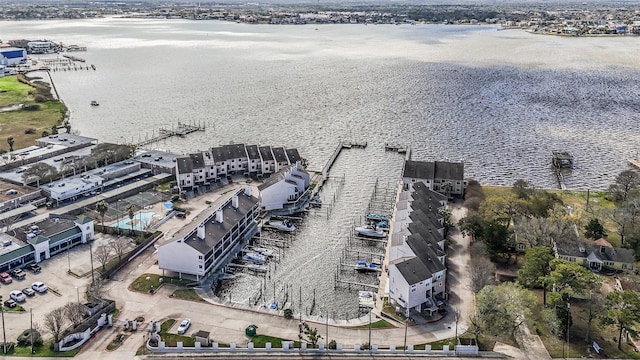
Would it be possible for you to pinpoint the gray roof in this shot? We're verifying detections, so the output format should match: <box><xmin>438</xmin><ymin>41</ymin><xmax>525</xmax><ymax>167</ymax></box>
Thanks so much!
<box><xmin>222</xmin><ymin>144</ymin><xmax>247</xmax><ymax>160</ymax></box>
<box><xmin>406</xmin><ymin>235</ymin><xmax>446</xmax><ymax>274</ymax></box>
<box><xmin>246</xmin><ymin>145</ymin><xmax>260</xmax><ymax>160</ymax></box>
<box><xmin>176</xmin><ymin>156</ymin><xmax>193</xmax><ymax>174</ymax></box>
<box><xmin>413</xmin><ymin>183</ymin><xmax>447</xmax><ymax>203</ymax></box>
<box><xmin>285</xmin><ymin>148</ymin><xmax>301</xmax><ymax>164</ymax></box>
<box><xmin>259</xmin><ymin>146</ymin><xmax>273</xmax><ymax>161</ymax></box>
<box><xmin>403</xmin><ymin>160</ymin><xmax>464</xmax><ymax>181</ymax></box>
<box><xmin>210</xmin><ymin>146</ymin><xmax>227</xmax><ymax>162</ymax></box>
<box><xmin>257</xmin><ymin>165</ymin><xmax>291</xmax><ymax>191</ymax></box>
<box><xmin>407</xmin><ymin>224</ymin><xmax>444</xmax><ymax>253</ymax></box>
<box><xmin>190</xmin><ymin>153</ymin><xmax>205</xmax><ymax>169</ymax></box>
<box><xmin>185</xmin><ymin>193</ymin><xmax>259</xmax><ymax>254</ymax></box>
<box><xmin>557</xmin><ymin>240</ymin><xmax>635</xmax><ymax>265</ymax></box>
<box><xmin>271</xmin><ymin>147</ymin><xmax>287</xmax><ymax>163</ymax></box>
<box><xmin>393</xmin><ymin>257</ymin><xmax>433</xmax><ymax>286</ymax></box>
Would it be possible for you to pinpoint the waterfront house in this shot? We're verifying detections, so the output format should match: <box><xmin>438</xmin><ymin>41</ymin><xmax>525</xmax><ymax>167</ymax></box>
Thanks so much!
<box><xmin>388</xmin><ymin>182</ymin><xmax>448</xmax><ymax>316</ymax></box>
<box><xmin>258</xmin><ymin>162</ymin><xmax>311</xmax><ymax>215</ymax></box>
<box><xmin>245</xmin><ymin>145</ymin><xmax>261</xmax><ymax>176</ymax></box>
<box><xmin>553</xmin><ymin>237</ymin><xmax>635</xmax><ymax>272</ymax></box>
<box><xmin>157</xmin><ymin>186</ymin><xmax>260</xmax><ymax>281</ymax></box>
<box><xmin>402</xmin><ymin>160</ymin><xmax>465</xmax><ymax>197</ymax></box>
<box><xmin>258</xmin><ymin>146</ymin><xmax>276</xmax><ymax>177</ymax></box>
<box><xmin>271</xmin><ymin>147</ymin><xmax>289</xmax><ymax>173</ymax></box>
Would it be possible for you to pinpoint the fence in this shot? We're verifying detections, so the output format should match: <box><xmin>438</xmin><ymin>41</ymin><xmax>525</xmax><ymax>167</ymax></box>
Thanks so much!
<box><xmin>101</xmin><ymin>232</ymin><xmax>163</xmax><ymax>279</ymax></box>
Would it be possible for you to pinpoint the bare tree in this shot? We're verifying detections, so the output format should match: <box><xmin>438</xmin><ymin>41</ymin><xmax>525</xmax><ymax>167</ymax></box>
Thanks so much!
<box><xmin>110</xmin><ymin>237</ymin><xmax>130</xmax><ymax>260</ymax></box>
<box><xmin>609</xmin><ymin>170</ymin><xmax>640</xmax><ymax>203</ymax></box>
<box><xmin>64</xmin><ymin>302</ymin><xmax>86</xmax><ymax>328</ymax></box>
<box><xmin>0</xmin><ymin>213</ymin><xmax>23</xmax><ymax>235</ymax></box>
<box><xmin>94</xmin><ymin>245</ymin><xmax>112</xmax><ymax>271</ymax></box>
<box><xmin>514</xmin><ymin>216</ymin><xmax>577</xmax><ymax>248</ymax></box>
<box><xmin>85</xmin><ymin>277</ymin><xmax>106</xmax><ymax>302</ymax></box>
<box><xmin>469</xmin><ymin>242</ymin><xmax>496</xmax><ymax>293</ymax></box>
<box><xmin>43</xmin><ymin>307</ymin><xmax>67</xmax><ymax>343</ymax></box>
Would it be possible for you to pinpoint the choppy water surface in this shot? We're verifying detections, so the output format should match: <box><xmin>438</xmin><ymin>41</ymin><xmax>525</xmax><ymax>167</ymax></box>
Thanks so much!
<box><xmin>1</xmin><ymin>18</ymin><xmax>639</xmax><ymax>314</ymax></box>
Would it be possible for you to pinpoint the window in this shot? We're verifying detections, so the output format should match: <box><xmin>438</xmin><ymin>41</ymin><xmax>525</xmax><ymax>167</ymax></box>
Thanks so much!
<box><xmin>198</xmin><ymin>255</ymin><xmax>203</xmax><ymax>260</ymax></box>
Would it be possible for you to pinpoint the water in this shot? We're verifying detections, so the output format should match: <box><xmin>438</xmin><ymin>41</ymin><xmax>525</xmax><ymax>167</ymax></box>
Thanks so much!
<box><xmin>1</xmin><ymin>18</ymin><xmax>639</xmax><ymax>315</ymax></box>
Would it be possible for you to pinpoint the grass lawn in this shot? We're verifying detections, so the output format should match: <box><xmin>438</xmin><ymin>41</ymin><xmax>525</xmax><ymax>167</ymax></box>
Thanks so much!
<box><xmin>251</xmin><ymin>335</ymin><xmax>300</xmax><ymax>348</ymax></box>
<box><xmin>9</xmin><ymin>342</ymin><xmax>81</xmax><ymax>357</ymax></box>
<box><xmin>129</xmin><ymin>273</ymin><xmax>194</xmax><ymax>293</ymax></box>
<box><xmin>352</xmin><ymin>319</ymin><xmax>395</xmax><ymax>329</ymax></box>
<box><xmin>160</xmin><ymin>319</ymin><xmax>176</xmax><ymax>333</ymax></box>
<box><xmin>162</xmin><ymin>333</ymin><xmax>195</xmax><ymax>347</ymax></box>
<box><xmin>0</xmin><ymin>76</ymin><xmax>32</xmax><ymax>106</ymax></box>
<box><xmin>172</xmin><ymin>288</ymin><xmax>205</xmax><ymax>302</ymax></box>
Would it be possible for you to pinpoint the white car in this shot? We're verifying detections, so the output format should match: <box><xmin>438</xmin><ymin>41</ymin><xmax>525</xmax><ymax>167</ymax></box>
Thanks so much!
<box><xmin>31</xmin><ymin>281</ymin><xmax>48</xmax><ymax>293</ymax></box>
<box><xmin>9</xmin><ymin>290</ymin><xmax>26</xmax><ymax>303</ymax></box>
<box><xmin>177</xmin><ymin>319</ymin><xmax>191</xmax><ymax>334</ymax></box>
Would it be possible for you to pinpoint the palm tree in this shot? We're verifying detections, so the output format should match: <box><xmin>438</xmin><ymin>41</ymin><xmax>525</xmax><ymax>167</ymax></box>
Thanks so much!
<box><xmin>95</xmin><ymin>200</ymin><xmax>109</xmax><ymax>233</ymax></box>
<box><xmin>7</xmin><ymin>137</ymin><xmax>14</xmax><ymax>152</ymax></box>
<box><xmin>126</xmin><ymin>204</ymin><xmax>136</xmax><ymax>235</ymax></box>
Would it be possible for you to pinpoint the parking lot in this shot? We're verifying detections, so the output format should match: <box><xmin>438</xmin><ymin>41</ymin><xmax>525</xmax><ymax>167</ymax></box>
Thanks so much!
<box><xmin>0</xmin><ymin>231</ymin><xmax>123</xmax><ymax>344</ymax></box>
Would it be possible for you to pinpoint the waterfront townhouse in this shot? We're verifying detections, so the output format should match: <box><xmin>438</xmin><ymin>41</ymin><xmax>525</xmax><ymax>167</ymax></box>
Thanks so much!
<box><xmin>210</xmin><ymin>146</ymin><xmax>229</xmax><ymax>180</ymax></box>
<box><xmin>258</xmin><ymin>146</ymin><xmax>276</xmax><ymax>177</ymax></box>
<box><xmin>258</xmin><ymin>162</ymin><xmax>311</xmax><ymax>215</ymax></box>
<box><xmin>245</xmin><ymin>145</ymin><xmax>261</xmax><ymax>176</ymax></box>
<box><xmin>157</xmin><ymin>186</ymin><xmax>260</xmax><ymax>281</ymax></box>
<box><xmin>0</xmin><ymin>214</ymin><xmax>94</xmax><ymax>271</ymax></box>
<box><xmin>388</xmin><ymin>182</ymin><xmax>449</xmax><ymax>317</ymax></box>
<box><xmin>271</xmin><ymin>147</ymin><xmax>289</xmax><ymax>172</ymax></box>
<box><xmin>402</xmin><ymin>160</ymin><xmax>465</xmax><ymax>197</ymax></box>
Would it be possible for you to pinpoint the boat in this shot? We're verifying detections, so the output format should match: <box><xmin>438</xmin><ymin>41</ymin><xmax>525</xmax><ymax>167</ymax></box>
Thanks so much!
<box><xmin>355</xmin><ymin>225</ymin><xmax>387</xmax><ymax>238</ymax></box>
<box><xmin>252</xmin><ymin>247</ymin><xmax>276</xmax><ymax>258</ymax></box>
<box><xmin>242</xmin><ymin>251</ymin><xmax>267</xmax><ymax>265</ymax></box>
<box><xmin>263</xmin><ymin>219</ymin><xmax>296</xmax><ymax>232</ymax></box>
<box><xmin>309</xmin><ymin>194</ymin><xmax>322</xmax><ymax>208</ymax></box>
<box><xmin>90</xmin><ymin>100</ymin><xmax>99</xmax><ymax>106</ymax></box>
<box><xmin>358</xmin><ymin>291</ymin><xmax>375</xmax><ymax>308</ymax></box>
<box><xmin>366</xmin><ymin>213</ymin><xmax>389</xmax><ymax>222</ymax></box>
<box><xmin>269</xmin><ymin>301</ymin><xmax>278</xmax><ymax>309</ymax></box>
<box><xmin>376</xmin><ymin>221</ymin><xmax>389</xmax><ymax>231</ymax></box>
<box><xmin>355</xmin><ymin>260</ymin><xmax>379</xmax><ymax>273</ymax></box>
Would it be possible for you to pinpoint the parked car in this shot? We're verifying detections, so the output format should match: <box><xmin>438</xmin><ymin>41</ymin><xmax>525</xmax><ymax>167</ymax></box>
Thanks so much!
<box><xmin>31</xmin><ymin>281</ymin><xmax>47</xmax><ymax>293</ymax></box>
<box><xmin>177</xmin><ymin>319</ymin><xmax>191</xmax><ymax>334</ymax></box>
<box><xmin>10</xmin><ymin>269</ymin><xmax>25</xmax><ymax>280</ymax></box>
<box><xmin>0</xmin><ymin>272</ymin><xmax>13</xmax><ymax>284</ymax></box>
<box><xmin>21</xmin><ymin>288</ymin><xmax>35</xmax><ymax>297</ymax></box>
<box><xmin>9</xmin><ymin>290</ymin><xmax>26</xmax><ymax>303</ymax></box>
<box><xmin>3</xmin><ymin>299</ymin><xmax>16</xmax><ymax>308</ymax></box>
<box><xmin>27</xmin><ymin>264</ymin><xmax>41</xmax><ymax>273</ymax></box>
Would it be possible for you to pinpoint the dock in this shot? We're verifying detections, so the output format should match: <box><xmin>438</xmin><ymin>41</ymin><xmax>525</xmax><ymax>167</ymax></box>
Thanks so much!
<box><xmin>629</xmin><ymin>159</ymin><xmax>640</xmax><ymax>169</ymax></box>
<box><xmin>62</xmin><ymin>54</ymin><xmax>85</xmax><ymax>62</ymax></box>
<box><xmin>134</xmin><ymin>121</ymin><xmax>205</xmax><ymax>147</ymax></box>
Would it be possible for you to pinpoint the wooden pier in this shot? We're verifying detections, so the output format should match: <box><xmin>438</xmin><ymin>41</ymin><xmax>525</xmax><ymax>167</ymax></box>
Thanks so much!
<box><xmin>628</xmin><ymin>159</ymin><xmax>640</xmax><ymax>169</ymax></box>
<box><xmin>62</xmin><ymin>54</ymin><xmax>86</xmax><ymax>62</ymax></box>
<box><xmin>134</xmin><ymin>121</ymin><xmax>205</xmax><ymax>147</ymax></box>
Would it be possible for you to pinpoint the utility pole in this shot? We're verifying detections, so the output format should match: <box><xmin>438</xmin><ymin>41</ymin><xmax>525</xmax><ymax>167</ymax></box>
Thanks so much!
<box><xmin>89</xmin><ymin>240</ymin><xmax>95</xmax><ymax>284</ymax></box>
<box><xmin>403</xmin><ymin>318</ymin><xmax>408</xmax><ymax>351</ymax></box>
<box><xmin>1</xmin><ymin>296</ymin><xmax>6</xmax><ymax>354</ymax></box>
<box><xmin>368</xmin><ymin>310</ymin><xmax>372</xmax><ymax>351</ymax></box>
<box><xmin>30</xmin><ymin>308</ymin><xmax>33</xmax><ymax>354</ymax></box>
<box><xmin>325</xmin><ymin>310</ymin><xmax>329</xmax><ymax>348</ymax></box>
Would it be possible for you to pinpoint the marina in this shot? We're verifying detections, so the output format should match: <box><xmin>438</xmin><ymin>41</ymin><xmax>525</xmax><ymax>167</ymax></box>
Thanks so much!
<box><xmin>133</xmin><ymin>121</ymin><xmax>205</xmax><ymax>147</ymax></box>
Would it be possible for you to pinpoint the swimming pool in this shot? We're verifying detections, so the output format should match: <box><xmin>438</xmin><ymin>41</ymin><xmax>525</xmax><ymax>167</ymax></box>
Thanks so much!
<box><xmin>110</xmin><ymin>212</ymin><xmax>159</xmax><ymax>231</ymax></box>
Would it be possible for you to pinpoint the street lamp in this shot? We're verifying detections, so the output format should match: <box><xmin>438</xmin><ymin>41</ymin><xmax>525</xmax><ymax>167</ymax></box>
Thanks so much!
<box><xmin>566</xmin><ymin>302</ymin><xmax>571</xmax><ymax>359</ymax></box>
<box><xmin>75</xmin><ymin>286</ymin><xmax>80</xmax><ymax>303</ymax></box>
<box><xmin>0</xmin><ymin>295</ymin><xmax>6</xmax><ymax>354</ymax></box>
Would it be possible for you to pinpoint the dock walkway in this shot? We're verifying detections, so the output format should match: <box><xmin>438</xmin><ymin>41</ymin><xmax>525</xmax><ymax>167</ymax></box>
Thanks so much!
<box><xmin>134</xmin><ymin>121</ymin><xmax>205</xmax><ymax>147</ymax></box>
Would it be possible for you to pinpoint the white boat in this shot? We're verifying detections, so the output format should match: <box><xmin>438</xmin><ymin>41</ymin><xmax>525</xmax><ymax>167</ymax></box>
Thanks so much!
<box><xmin>264</xmin><ymin>219</ymin><xmax>296</xmax><ymax>232</ymax></box>
<box><xmin>355</xmin><ymin>260</ymin><xmax>380</xmax><ymax>273</ymax></box>
<box><xmin>354</xmin><ymin>225</ymin><xmax>387</xmax><ymax>238</ymax></box>
<box><xmin>242</xmin><ymin>251</ymin><xmax>267</xmax><ymax>265</ymax></box>
<box><xmin>252</xmin><ymin>247</ymin><xmax>276</xmax><ymax>258</ymax></box>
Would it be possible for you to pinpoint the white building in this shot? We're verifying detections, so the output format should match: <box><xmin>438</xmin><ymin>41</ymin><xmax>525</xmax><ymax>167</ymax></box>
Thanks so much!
<box><xmin>258</xmin><ymin>162</ymin><xmax>310</xmax><ymax>214</ymax></box>
<box><xmin>157</xmin><ymin>187</ymin><xmax>260</xmax><ymax>281</ymax></box>
<box><xmin>402</xmin><ymin>160</ymin><xmax>465</xmax><ymax>196</ymax></box>
<box><xmin>0</xmin><ymin>48</ymin><xmax>27</xmax><ymax>66</ymax></box>
<box><xmin>388</xmin><ymin>182</ymin><xmax>449</xmax><ymax>316</ymax></box>
<box><xmin>27</xmin><ymin>41</ymin><xmax>56</xmax><ymax>54</ymax></box>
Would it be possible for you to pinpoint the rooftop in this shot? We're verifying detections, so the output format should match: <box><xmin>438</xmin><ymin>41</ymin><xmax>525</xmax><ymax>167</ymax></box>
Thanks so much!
<box><xmin>36</xmin><ymin>133</ymin><xmax>97</xmax><ymax>148</ymax></box>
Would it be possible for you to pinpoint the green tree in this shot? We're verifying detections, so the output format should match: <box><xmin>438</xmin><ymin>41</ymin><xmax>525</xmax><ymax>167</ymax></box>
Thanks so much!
<box><xmin>51</xmin><ymin>125</ymin><xmax>58</xmax><ymax>135</ymax></box>
<box><xmin>584</xmin><ymin>218</ymin><xmax>607</xmax><ymax>240</ymax></box>
<box><xmin>475</xmin><ymin>282</ymin><xmax>536</xmax><ymax>338</ymax></box>
<box><xmin>518</xmin><ymin>246</ymin><xmax>554</xmax><ymax>305</ymax></box>
<box><xmin>7</xmin><ymin>137</ymin><xmax>14</xmax><ymax>152</ymax></box>
<box><xmin>126</xmin><ymin>204</ymin><xmax>136</xmax><ymax>234</ymax></box>
<box><xmin>601</xmin><ymin>290</ymin><xmax>640</xmax><ymax>350</ymax></box>
<box><xmin>95</xmin><ymin>200</ymin><xmax>109</xmax><ymax>233</ymax></box>
<box><xmin>512</xmin><ymin>179</ymin><xmax>534</xmax><ymax>199</ymax></box>
<box><xmin>480</xmin><ymin>219</ymin><xmax>510</xmax><ymax>261</ymax></box>
<box><xmin>458</xmin><ymin>212</ymin><xmax>483</xmax><ymax>240</ymax></box>
<box><xmin>21</xmin><ymin>162</ymin><xmax>58</xmax><ymax>187</ymax></box>
<box><xmin>298</xmin><ymin>321</ymin><xmax>322</xmax><ymax>348</ymax></box>
<box><xmin>544</xmin><ymin>259</ymin><xmax>599</xmax><ymax>304</ymax></box>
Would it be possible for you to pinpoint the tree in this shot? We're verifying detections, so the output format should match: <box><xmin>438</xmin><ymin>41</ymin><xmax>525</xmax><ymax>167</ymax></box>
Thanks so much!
<box><xmin>544</xmin><ymin>259</ymin><xmax>599</xmax><ymax>304</ymax></box>
<box><xmin>6</xmin><ymin>137</ymin><xmax>14</xmax><ymax>152</ymax></box>
<box><xmin>21</xmin><ymin>163</ymin><xmax>58</xmax><ymax>187</ymax></box>
<box><xmin>479</xmin><ymin>193</ymin><xmax>526</xmax><ymax>227</ymax></box>
<box><xmin>512</xmin><ymin>179</ymin><xmax>534</xmax><ymax>200</ymax></box>
<box><xmin>469</xmin><ymin>242</ymin><xmax>495</xmax><ymax>293</ymax></box>
<box><xmin>298</xmin><ymin>321</ymin><xmax>322</xmax><ymax>348</ymax></box>
<box><xmin>475</xmin><ymin>283</ymin><xmax>536</xmax><ymax>338</ymax></box>
<box><xmin>458</xmin><ymin>212</ymin><xmax>483</xmax><ymax>241</ymax></box>
<box><xmin>515</xmin><ymin>216</ymin><xmax>577</xmax><ymax>248</ymax></box>
<box><xmin>463</xmin><ymin>179</ymin><xmax>485</xmax><ymax>212</ymax></box>
<box><xmin>608</xmin><ymin>170</ymin><xmax>640</xmax><ymax>203</ymax></box>
<box><xmin>94</xmin><ymin>245</ymin><xmax>111</xmax><ymax>271</ymax></box>
<box><xmin>85</xmin><ymin>276</ymin><xmax>106</xmax><ymax>302</ymax></box>
<box><xmin>518</xmin><ymin>246</ymin><xmax>554</xmax><ymax>305</ymax></box>
<box><xmin>43</xmin><ymin>307</ymin><xmax>66</xmax><ymax>343</ymax></box>
<box><xmin>51</xmin><ymin>125</ymin><xmax>58</xmax><ymax>135</ymax></box>
<box><xmin>584</xmin><ymin>218</ymin><xmax>607</xmax><ymax>240</ymax></box>
<box><xmin>95</xmin><ymin>201</ymin><xmax>109</xmax><ymax>232</ymax></box>
<box><xmin>525</xmin><ymin>190</ymin><xmax>563</xmax><ymax>218</ymax></box>
<box><xmin>611</xmin><ymin>199</ymin><xmax>640</xmax><ymax>245</ymax></box>
<box><xmin>480</xmin><ymin>219</ymin><xmax>510</xmax><ymax>261</ymax></box>
<box><xmin>126</xmin><ymin>204</ymin><xmax>136</xmax><ymax>234</ymax></box>
<box><xmin>16</xmin><ymin>328</ymin><xmax>42</xmax><ymax>347</ymax></box>
<box><xmin>64</xmin><ymin>302</ymin><xmax>86</xmax><ymax>328</ymax></box>
<box><xmin>601</xmin><ymin>290</ymin><xmax>640</xmax><ymax>350</ymax></box>
<box><xmin>110</xmin><ymin>237</ymin><xmax>130</xmax><ymax>260</ymax></box>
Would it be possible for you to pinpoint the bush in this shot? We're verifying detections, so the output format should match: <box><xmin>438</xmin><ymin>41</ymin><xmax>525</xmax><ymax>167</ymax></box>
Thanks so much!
<box><xmin>41</xmin><ymin>131</ymin><xmax>49</xmax><ymax>137</ymax></box>
<box><xmin>34</xmin><ymin>94</ymin><xmax>47</xmax><ymax>103</ymax></box>
<box><xmin>24</xmin><ymin>128</ymin><xmax>36</xmax><ymax>134</ymax></box>
<box><xmin>283</xmin><ymin>309</ymin><xmax>294</xmax><ymax>319</ymax></box>
<box><xmin>17</xmin><ymin>329</ymin><xmax>42</xmax><ymax>346</ymax></box>
<box><xmin>328</xmin><ymin>340</ymin><xmax>337</xmax><ymax>349</ymax></box>
<box><xmin>23</xmin><ymin>104</ymin><xmax>40</xmax><ymax>111</ymax></box>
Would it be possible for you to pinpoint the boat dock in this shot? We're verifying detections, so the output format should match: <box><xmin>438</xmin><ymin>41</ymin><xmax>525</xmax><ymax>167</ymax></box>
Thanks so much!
<box><xmin>134</xmin><ymin>121</ymin><xmax>205</xmax><ymax>147</ymax></box>
<box><xmin>62</xmin><ymin>54</ymin><xmax>86</xmax><ymax>62</ymax></box>
<box><xmin>227</xmin><ymin>263</ymin><xmax>268</xmax><ymax>273</ymax></box>
<box><xmin>629</xmin><ymin>159</ymin><xmax>640</xmax><ymax>169</ymax></box>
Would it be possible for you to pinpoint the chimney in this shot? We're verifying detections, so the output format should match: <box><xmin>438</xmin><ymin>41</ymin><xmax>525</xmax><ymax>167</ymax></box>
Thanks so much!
<box><xmin>197</xmin><ymin>224</ymin><xmax>205</xmax><ymax>239</ymax></box>
<box><xmin>232</xmin><ymin>195</ymin><xmax>239</xmax><ymax>209</ymax></box>
<box><xmin>244</xmin><ymin>185</ymin><xmax>252</xmax><ymax>197</ymax></box>
<box><xmin>216</xmin><ymin>209</ymin><xmax>223</xmax><ymax>223</ymax></box>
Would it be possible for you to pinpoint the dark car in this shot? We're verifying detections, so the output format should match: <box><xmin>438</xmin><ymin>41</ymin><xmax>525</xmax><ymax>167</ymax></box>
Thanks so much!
<box><xmin>3</xmin><ymin>299</ymin><xmax>16</xmax><ymax>308</ymax></box>
<box><xmin>27</xmin><ymin>264</ymin><xmax>41</xmax><ymax>273</ymax></box>
<box><xmin>10</xmin><ymin>269</ymin><xmax>25</xmax><ymax>280</ymax></box>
